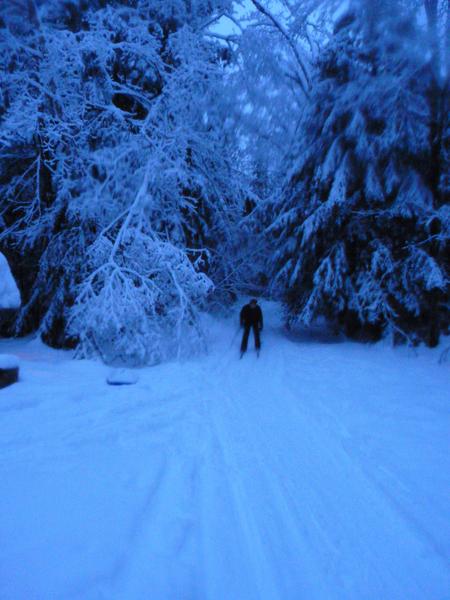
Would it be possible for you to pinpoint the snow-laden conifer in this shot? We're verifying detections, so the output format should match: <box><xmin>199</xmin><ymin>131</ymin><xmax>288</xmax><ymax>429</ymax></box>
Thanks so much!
<box><xmin>269</xmin><ymin>0</ymin><xmax>449</xmax><ymax>346</ymax></box>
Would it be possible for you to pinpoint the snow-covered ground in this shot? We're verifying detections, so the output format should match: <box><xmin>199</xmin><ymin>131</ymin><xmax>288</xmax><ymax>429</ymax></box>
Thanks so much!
<box><xmin>1</xmin><ymin>303</ymin><xmax>449</xmax><ymax>600</ymax></box>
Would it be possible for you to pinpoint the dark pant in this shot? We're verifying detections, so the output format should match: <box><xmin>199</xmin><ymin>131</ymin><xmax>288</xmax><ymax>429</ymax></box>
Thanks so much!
<box><xmin>241</xmin><ymin>324</ymin><xmax>261</xmax><ymax>353</ymax></box>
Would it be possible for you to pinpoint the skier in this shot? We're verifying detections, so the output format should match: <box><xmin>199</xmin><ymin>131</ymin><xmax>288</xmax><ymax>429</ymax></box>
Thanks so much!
<box><xmin>240</xmin><ymin>298</ymin><xmax>263</xmax><ymax>358</ymax></box>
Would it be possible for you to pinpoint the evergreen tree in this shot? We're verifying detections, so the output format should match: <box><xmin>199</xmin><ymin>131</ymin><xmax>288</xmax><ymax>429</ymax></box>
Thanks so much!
<box><xmin>269</xmin><ymin>0</ymin><xmax>449</xmax><ymax>346</ymax></box>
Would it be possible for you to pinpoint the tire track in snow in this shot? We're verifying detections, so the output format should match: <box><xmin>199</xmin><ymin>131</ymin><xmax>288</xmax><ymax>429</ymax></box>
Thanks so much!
<box><xmin>225</xmin><ymin>331</ymin><xmax>450</xmax><ymax>599</ymax></box>
<box><xmin>89</xmin><ymin>314</ymin><xmax>450</xmax><ymax>600</ymax></box>
<box><xmin>107</xmin><ymin>396</ymin><xmax>209</xmax><ymax>600</ymax></box>
<box><xmin>197</xmin><ymin>324</ymin><xmax>336</xmax><ymax>599</ymax></box>
<box><xmin>198</xmin><ymin>324</ymin><xmax>450</xmax><ymax>599</ymax></box>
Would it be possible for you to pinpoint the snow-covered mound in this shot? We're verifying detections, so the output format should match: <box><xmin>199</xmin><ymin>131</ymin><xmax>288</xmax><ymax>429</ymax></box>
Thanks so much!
<box><xmin>0</xmin><ymin>252</ymin><xmax>20</xmax><ymax>309</ymax></box>
<box><xmin>0</xmin><ymin>354</ymin><xmax>19</xmax><ymax>369</ymax></box>
<box><xmin>107</xmin><ymin>367</ymin><xmax>139</xmax><ymax>385</ymax></box>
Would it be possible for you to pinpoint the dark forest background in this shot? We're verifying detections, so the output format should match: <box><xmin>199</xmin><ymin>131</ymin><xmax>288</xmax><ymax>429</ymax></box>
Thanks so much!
<box><xmin>0</xmin><ymin>0</ymin><xmax>448</xmax><ymax>365</ymax></box>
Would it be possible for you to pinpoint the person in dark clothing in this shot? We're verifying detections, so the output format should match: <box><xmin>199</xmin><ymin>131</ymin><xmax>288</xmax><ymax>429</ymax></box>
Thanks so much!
<box><xmin>240</xmin><ymin>299</ymin><xmax>263</xmax><ymax>357</ymax></box>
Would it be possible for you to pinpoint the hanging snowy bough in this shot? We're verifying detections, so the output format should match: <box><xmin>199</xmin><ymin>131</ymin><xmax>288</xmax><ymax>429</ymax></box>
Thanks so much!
<box><xmin>68</xmin><ymin>206</ymin><xmax>213</xmax><ymax>367</ymax></box>
<box><xmin>403</xmin><ymin>248</ymin><xmax>446</xmax><ymax>293</ymax></box>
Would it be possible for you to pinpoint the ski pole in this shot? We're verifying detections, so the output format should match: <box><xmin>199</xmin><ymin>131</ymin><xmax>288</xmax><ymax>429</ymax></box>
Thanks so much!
<box><xmin>229</xmin><ymin>325</ymin><xmax>241</xmax><ymax>351</ymax></box>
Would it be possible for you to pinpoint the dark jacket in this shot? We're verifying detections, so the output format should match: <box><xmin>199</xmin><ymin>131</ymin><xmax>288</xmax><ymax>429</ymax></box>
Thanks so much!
<box><xmin>240</xmin><ymin>303</ymin><xmax>263</xmax><ymax>330</ymax></box>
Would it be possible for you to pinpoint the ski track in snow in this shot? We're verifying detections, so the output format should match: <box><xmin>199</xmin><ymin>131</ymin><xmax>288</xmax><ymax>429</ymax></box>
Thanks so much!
<box><xmin>0</xmin><ymin>303</ymin><xmax>449</xmax><ymax>600</ymax></box>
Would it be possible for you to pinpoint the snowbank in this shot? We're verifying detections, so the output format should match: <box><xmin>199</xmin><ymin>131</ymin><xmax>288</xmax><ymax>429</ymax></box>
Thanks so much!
<box><xmin>0</xmin><ymin>252</ymin><xmax>20</xmax><ymax>309</ymax></box>
<box><xmin>0</xmin><ymin>354</ymin><xmax>19</xmax><ymax>369</ymax></box>
<box><xmin>107</xmin><ymin>367</ymin><xmax>139</xmax><ymax>385</ymax></box>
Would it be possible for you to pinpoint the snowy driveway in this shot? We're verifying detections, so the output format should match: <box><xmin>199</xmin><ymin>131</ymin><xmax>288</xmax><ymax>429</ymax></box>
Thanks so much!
<box><xmin>1</xmin><ymin>307</ymin><xmax>449</xmax><ymax>600</ymax></box>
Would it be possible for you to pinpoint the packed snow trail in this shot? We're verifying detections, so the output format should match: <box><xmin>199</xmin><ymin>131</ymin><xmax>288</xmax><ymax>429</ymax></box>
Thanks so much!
<box><xmin>0</xmin><ymin>303</ymin><xmax>449</xmax><ymax>600</ymax></box>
